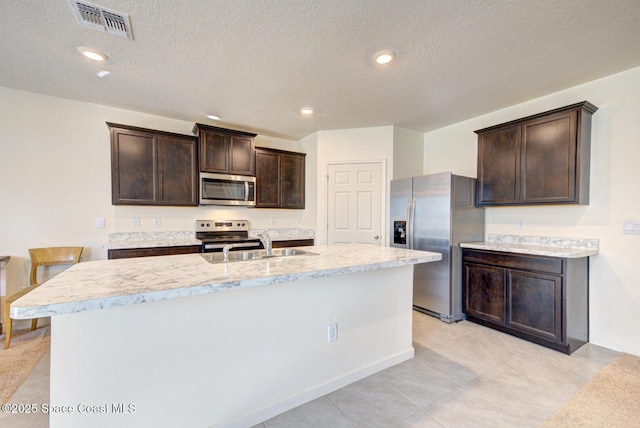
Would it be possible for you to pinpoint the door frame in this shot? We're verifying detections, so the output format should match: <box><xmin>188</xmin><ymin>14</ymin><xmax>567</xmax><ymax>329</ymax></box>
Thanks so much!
<box><xmin>319</xmin><ymin>159</ymin><xmax>387</xmax><ymax>246</ymax></box>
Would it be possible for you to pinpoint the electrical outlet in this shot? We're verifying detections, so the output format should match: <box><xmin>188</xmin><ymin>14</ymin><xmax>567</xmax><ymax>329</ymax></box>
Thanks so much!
<box><xmin>516</xmin><ymin>219</ymin><xmax>525</xmax><ymax>230</ymax></box>
<box><xmin>133</xmin><ymin>217</ymin><xmax>140</xmax><ymax>228</ymax></box>
<box><xmin>153</xmin><ymin>218</ymin><xmax>161</xmax><ymax>227</ymax></box>
<box><xmin>327</xmin><ymin>323</ymin><xmax>338</xmax><ymax>342</ymax></box>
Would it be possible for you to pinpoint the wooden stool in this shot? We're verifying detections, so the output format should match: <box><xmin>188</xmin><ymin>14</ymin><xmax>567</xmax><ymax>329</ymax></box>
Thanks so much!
<box><xmin>4</xmin><ymin>247</ymin><xmax>83</xmax><ymax>349</ymax></box>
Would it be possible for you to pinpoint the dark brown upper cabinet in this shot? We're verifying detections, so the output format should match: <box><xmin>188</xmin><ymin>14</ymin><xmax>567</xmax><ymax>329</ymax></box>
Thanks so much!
<box><xmin>108</xmin><ymin>123</ymin><xmax>198</xmax><ymax>206</ymax></box>
<box><xmin>255</xmin><ymin>147</ymin><xmax>306</xmax><ymax>209</ymax></box>
<box><xmin>475</xmin><ymin>101</ymin><xmax>598</xmax><ymax>206</ymax></box>
<box><xmin>192</xmin><ymin>123</ymin><xmax>257</xmax><ymax>176</ymax></box>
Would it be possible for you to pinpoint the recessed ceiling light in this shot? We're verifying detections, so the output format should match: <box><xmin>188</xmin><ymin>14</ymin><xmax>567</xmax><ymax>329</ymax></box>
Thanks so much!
<box><xmin>96</xmin><ymin>70</ymin><xmax>111</xmax><ymax>78</ymax></box>
<box><xmin>78</xmin><ymin>46</ymin><xmax>109</xmax><ymax>61</ymax></box>
<box><xmin>300</xmin><ymin>107</ymin><xmax>314</xmax><ymax>116</ymax></box>
<box><xmin>206</xmin><ymin>114</ymin><xmax>221</xmax><ymax>121</ymax></box>
<box><xmin>374</xmin><ymin>50</ymin><xmax>395</xmax><ymax>65</ymax></box>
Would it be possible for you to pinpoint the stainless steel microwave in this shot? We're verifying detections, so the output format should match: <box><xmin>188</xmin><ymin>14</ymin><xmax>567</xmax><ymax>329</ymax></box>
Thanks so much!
<box><xmin>199</xmin><ymin>172</ymin><xmax>256</xmax><ymax>206</ymax></box>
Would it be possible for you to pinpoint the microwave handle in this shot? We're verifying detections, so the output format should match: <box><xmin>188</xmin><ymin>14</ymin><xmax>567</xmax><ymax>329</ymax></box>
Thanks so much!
<box><xmin>245</xmin><ymin>181</ymin><xmax>250</xmax><ymax>201</ymax></box>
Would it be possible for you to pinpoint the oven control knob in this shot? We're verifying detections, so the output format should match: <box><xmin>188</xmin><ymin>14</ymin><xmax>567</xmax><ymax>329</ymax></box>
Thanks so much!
<box><xmin>200</xmin><ymin>223</ymin><xmax>205</xmax><ymax>227</ymax></box>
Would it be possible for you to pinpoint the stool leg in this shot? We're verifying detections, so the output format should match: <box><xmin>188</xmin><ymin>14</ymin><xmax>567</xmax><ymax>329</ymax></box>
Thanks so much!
<box><xmin>3</xmin><ymin>303</ymin><xmax>11</xmax><ymax>349</ymax></box>
<box><xmin>31</xmin><ymin>318</ymin><xmax>38</xmax><ymax>331</ymax></box>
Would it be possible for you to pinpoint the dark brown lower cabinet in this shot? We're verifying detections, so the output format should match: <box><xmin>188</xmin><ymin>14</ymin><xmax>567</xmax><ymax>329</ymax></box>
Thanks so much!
<box><xmin>272</xmin><ymin>239</ymin><xmax>314</xmax><ymax>248</ymax></box>
<box><xmin>462</xmin><ymin>248</ymin><xmax>588</xmax><ymax>354</ymax></box>
<box><xmin>108</xmin><ymin>240</ymin><xmax>314</xmax><ymax>259</ymax></box>
<box><xmin>465</xmin><ymin>263</ymin><xmax>506</xmax><ymax>325</ymax></box>
<box><xmin>108</xmin><ymin>245</ymin><xmax>202</xmax><ymax>259</ymax></box>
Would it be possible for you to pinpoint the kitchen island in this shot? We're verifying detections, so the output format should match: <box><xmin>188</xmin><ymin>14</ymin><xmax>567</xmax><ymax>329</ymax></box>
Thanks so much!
<box><xmin>11</xmin><ymin>243</ymin><xmax>440</xmax><ymax>428</ymax></box>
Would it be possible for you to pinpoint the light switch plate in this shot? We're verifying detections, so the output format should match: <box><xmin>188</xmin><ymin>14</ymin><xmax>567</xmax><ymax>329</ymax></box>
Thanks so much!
<box><xmin>327</xmin><ymin>323</ymin><xmax>338</xmax><ymax>342</ymax></box>
<box><xmin>95</xmin><ymin>217</ymin><xmax>106</xmax><ymax>229</ymax></box>
<box><xmin>623</xmin><ymin>220</ymin><xmax>640</xmax><ymax>235</ymax></box>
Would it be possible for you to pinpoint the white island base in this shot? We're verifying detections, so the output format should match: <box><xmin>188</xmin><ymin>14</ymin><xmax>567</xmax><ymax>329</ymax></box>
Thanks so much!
<box><xmin>50</xmin><ymin>265</ymin><xmax>415</xmax><ymax>427</ymax></box>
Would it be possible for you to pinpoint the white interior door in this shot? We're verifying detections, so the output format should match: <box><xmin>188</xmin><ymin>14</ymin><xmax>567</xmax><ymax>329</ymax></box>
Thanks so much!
<box><xmin>327</xmin><ymin>162</ymin><xmax>383</xmax><ymax>245</ymax></box>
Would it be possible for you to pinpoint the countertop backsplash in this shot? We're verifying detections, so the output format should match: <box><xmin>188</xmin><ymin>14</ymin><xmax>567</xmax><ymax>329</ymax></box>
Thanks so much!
<box><xmin>108</xmin><ymin>231</ymin><xmax>197</xmax><ymax>243</ymax></box>
<box><xmin>248</xmin><ymin>228</ymin><xmax>315</xmax><ymax>240</ymax></box>
<box><xmin>107</xmin><ymin>229</ymin><xmax>315</xmax><ymax>250</ymax></box>
<box><xmin>487</xmin><ymin>234</ymin><xmax>599</xmax><ymax>250</ymax></box>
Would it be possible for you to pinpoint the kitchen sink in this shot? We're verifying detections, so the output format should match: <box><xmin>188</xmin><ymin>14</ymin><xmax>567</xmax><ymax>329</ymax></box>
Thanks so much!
<box><xmin>201</xmin><ymin>248</ymin><xmax>316</xmax><ymax>264</ymax></box>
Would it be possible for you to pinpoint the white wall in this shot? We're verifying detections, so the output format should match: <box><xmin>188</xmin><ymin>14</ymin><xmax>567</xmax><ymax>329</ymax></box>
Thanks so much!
<box><xmin>298</xmin><ymin>132</ymin><xmax>319</xmax><ymax>231</ymax></box>
<box><xmin>314</xmin><ymin>126</ymin><xmax>394</xmax><ymax>244</ymax></box>
<box><xmin>0</xmin><ymin>87</ymin><xmax>312</xmax><ymax>297</ymax></box>
<box><xmin>393</xmin><ymin>127</ymin><xmax>424</xmax><ymax>179</ymax></box>
<box><xmin>423</xmin><ymin>66</ymin><xmax>640</xmax><ymax>355</ymax></box>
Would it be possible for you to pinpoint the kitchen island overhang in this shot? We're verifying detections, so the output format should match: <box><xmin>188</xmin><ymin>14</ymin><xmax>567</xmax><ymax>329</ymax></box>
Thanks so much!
<box><xmin>11</xmin><ymin>244</ymin><xmax>441</xmax><ymax>428</ymax></box>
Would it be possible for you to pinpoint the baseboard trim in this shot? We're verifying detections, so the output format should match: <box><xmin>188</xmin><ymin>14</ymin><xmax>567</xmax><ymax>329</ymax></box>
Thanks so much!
<box><xmin>217</xmin><ymin>347</ymin><xmax>415</xmax><ymax>428</ymax></box>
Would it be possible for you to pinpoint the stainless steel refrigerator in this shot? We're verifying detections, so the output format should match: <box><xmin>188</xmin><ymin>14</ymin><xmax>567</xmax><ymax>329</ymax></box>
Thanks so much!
<box><xmin>390</xmin><ymin>172</ymin><xmax>485</xmax><ymax>322</ymax></box>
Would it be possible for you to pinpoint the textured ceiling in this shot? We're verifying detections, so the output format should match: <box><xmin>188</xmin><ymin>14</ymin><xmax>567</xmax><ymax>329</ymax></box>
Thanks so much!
<box><xmin>2</xmin><ymin>0</ymin><xmax>640</xmax><ymax>140</ymax></box>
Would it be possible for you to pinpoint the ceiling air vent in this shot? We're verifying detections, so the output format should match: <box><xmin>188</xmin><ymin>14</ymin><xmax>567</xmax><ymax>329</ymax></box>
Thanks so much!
<box><xmin>69</xmin><ymin>0</ymin><xmax>133</xmax><ymax>40</ymax></box>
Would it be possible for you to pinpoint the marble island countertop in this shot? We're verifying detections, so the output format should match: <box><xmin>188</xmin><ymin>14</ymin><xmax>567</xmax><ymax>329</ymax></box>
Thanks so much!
<box><xmin>460</xmin><ymin>234</ymin><xmax>599</xmax><ymax>258</ymax></box>
<box><xmin>11</xmin><ymin>243</ymin><xmax>440</xmax><ymax>319</ymax></box>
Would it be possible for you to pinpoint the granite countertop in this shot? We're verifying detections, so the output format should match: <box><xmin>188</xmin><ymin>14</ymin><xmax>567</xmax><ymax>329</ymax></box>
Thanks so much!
<box><xmin>11</xmin><ymin>243</ymin><xmax>440</xmax><ymax>319</ymax></box>
<box><xmin>107</xmin><ymin>231</ymin><xmax>201</xmax><ymax>250</ymax></box>
<box><xmin>106</xmin><ymin>229</ymin><xmax>315</xmax><ymax>250</ymax></box>
<box><xmin>460</xmin><ymin>234</ymin><xmax>599</xmax><ymax>258</ymax></box>
<box><xmin>250</xmin><ymin>229</ymin><xmax>315</xmax><ymax>241</ymax></box>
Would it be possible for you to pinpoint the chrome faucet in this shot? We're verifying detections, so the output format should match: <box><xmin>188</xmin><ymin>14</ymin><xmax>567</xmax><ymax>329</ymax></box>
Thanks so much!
<box><xmin>222</xmin><ymin>244</ymin><xmax>233</xmax><ymax>262</ymax></box>
<box><xmin>257</xmin><ymin>232</ymin><xmax>272</xmax><ymax>256</ymax></box>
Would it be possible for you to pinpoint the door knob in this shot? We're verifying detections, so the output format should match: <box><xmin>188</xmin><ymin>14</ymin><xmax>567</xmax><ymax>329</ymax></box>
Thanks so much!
<box><xmin>374</xmin><ymin>235</ymin><xmax>380</xmax><ymax>240</ymax></box>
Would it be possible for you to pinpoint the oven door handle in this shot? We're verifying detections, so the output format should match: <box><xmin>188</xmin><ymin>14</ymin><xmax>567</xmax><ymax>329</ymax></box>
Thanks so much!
<box><xmin>203</xmin><ymin>242</ymin><xmax>260</xmax><ymax>251</ymax></box>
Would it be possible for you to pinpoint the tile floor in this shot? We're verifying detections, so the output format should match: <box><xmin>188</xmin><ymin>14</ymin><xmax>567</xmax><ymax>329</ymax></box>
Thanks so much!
<box><xmin>1</xmin><ymin>311</ymin><xmax>619</xmax><ymax>427</ymax></box>
<box><xmin>0</xmin><ymin>346</ymin><xmax>50</xmax><ymax>428</ymax></box>
<box><xmin>257</xmin><ymin>312</ymin><xmax>618</xmax><ymax>428</ymax></box>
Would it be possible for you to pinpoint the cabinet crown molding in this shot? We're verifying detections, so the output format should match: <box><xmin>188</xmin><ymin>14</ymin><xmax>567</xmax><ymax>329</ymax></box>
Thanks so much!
<box><xmin>192</xmin><ymin>123</ymin><xmax>257</xmax><ymax>138</ymax></box>
<box><xmin>106</xmin><ymin>122</ymin><xmax>196</xmax><ymax>140</ymax></box>
<box><xmin>473</xmin><ymin>101</ymin><xmax>598</xmax><ymax>135</ymax></box>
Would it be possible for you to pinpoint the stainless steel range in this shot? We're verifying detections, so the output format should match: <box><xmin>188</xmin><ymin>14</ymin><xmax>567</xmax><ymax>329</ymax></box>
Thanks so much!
<box><xmin>195</xmin><ymin>220</ymin><xmax>262</xmax><ymax>253</ymax></box>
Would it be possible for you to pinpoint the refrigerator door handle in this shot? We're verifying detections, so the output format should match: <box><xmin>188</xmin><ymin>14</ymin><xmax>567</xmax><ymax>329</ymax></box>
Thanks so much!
<box><xmin>407</xmin><ymin>197</ymin><xmax>416</xmax><ymax>249</ymax></box>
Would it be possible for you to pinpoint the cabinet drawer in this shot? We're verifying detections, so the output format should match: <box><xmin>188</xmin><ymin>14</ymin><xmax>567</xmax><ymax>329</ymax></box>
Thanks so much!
<box><xmin>108</xmin><ymin>245</ymin><xmax>202</xmax><ymax>259</ymax></box>
<box><xmin>272</xmin><ymin>239</ymin><xmax>314</xmax><ymax>248</ymax></box>
<box><xmin>462</xmin><ymin>250</ymin><xmax>563</xmax><ymax>274</ymax></box>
